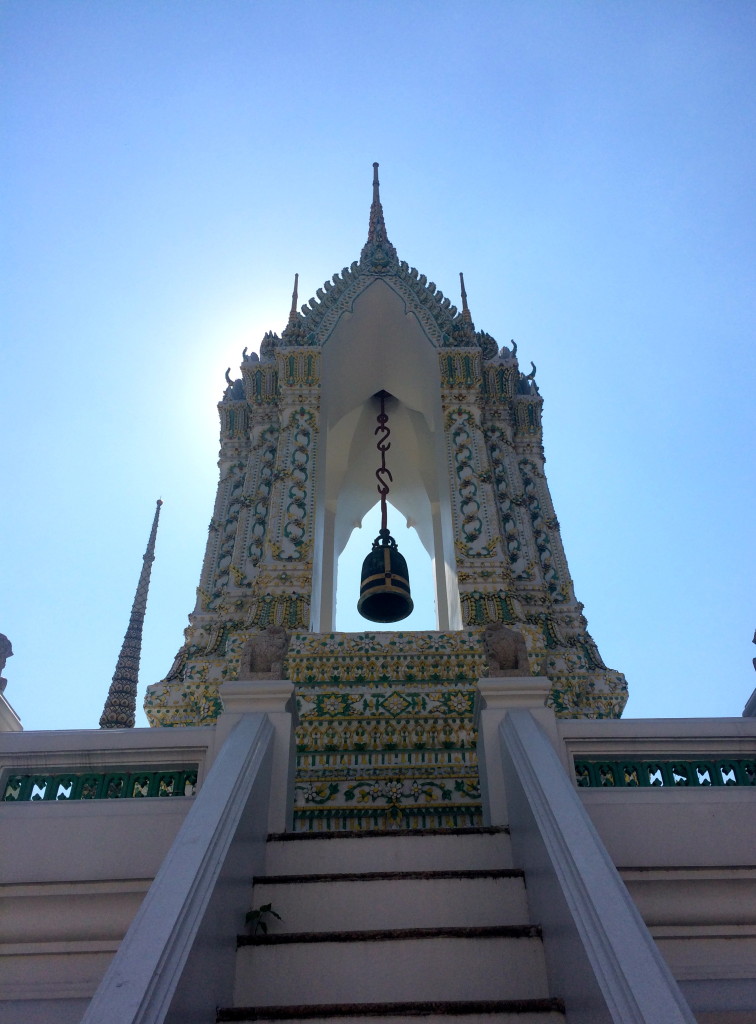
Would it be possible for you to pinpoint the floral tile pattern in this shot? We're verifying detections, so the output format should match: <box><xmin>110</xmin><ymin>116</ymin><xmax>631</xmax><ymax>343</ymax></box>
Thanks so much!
<box><xmin>291</xmin><ymin>632</ymin><xmax>483</xmax><ymax>830</ymax></box>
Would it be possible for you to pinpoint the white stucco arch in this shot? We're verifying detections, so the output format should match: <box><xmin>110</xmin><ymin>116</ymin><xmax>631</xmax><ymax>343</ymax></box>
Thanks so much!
<box><xmin>311</xmin><ymin>278</ymin><xmax>461</xmax><ymax>631</ymax></box>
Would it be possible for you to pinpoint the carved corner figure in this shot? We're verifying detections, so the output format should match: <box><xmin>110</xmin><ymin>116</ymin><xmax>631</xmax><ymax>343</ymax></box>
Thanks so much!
<box><xmin>0</xmin><ymin>633</ymin><xmax>12</xmax><ymax>692</ymax></box>
<box><xmin>483</xmin><ymin>623</ymin><xmax>531</xmax><ymax>677</ymax></box>
<box><xmin>239</xmin><ymin>626</ymin><xmax>290</xmax><ymax>679</ymax></box>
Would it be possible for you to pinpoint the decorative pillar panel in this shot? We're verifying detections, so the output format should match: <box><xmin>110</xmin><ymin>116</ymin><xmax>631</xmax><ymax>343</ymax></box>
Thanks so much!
<box><xmin>517</xmin><ymin>456</ymin><xmax>573</xmax><ymax>602</ymax></box>
<box><xmin>229</xmin><ymin>418</ymin><xmax>280</xmax><ymax>582</ymax></box>
<box><xmin>268</xmin><ymin>405</ymin><xmax>318</xmax><ymax>564</ymax></box>
<box><xmin>441</xmin><ymin>343</ymin><xmax>526</xmax><ymax>631</ymax></box>
<box><xmin>483</xmin><ymin>417</ymin><xmax>532</xmax><ymax>581</ymax></box>
<box><xmin>248</xmin><ymin>346</ymin><xmax>321</xmax><ymax>629</ymax></box>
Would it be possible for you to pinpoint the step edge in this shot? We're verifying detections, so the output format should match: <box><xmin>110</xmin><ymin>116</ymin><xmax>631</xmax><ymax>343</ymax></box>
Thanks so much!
<box><xmin>238</xmin><ymin>925</ymin><xmax>541</xmax><ymax>947</ymax></box>
<box><xmin>257</xmin><ymin>869</ymin><xmax>525</xmax><ymax>884</ymax></box>
<box><xmin>217</xmin><ymin>999</ymin><xmax>565</xmax><ymax>1021</ymax></box>
<box><xmin>267</xmin><ymin>827</ymin><xmax>509</xmax><ymax>843</ymax></box>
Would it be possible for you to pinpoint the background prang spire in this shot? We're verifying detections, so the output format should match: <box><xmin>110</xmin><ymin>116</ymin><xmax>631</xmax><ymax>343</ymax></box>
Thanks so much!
<box><xmin>460</xmin><ymin>271</ymin><xmax>473</xmax><ymax>323</ymax></box>
<box><xmin>288</xmin><ymin>272</ymin><xmax>299</xmax><ymax>323</ymax></box>
<box><xmin>99</xmin><ymin>500</ymin><xmax>162</xmax><ymax>729</ymax></box>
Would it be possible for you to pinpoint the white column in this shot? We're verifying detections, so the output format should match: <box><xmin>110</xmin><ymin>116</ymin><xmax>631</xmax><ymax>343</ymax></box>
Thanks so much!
<box><xmin>218</xmin><ymin>679</ymin><xmax>298</xmax><ymax>833</ymax></box>
<box><xmin>475</xmin><ymin>676</ymin><xmax>563</xmax><ymax>825</ymax></box>
<box><xmin>0</xmin><ymin>692</ymin><xmax>22</xmax><ymax>732</ymax></box>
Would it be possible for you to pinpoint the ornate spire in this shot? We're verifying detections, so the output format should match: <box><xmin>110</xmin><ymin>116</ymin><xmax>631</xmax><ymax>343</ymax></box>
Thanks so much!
<box><xmin>459</xmin><ymin>272</ymin><xmax>472</xmax><ymax>323</ymax></box>
<box><xmin>100</xmin><ymin>500</ymin><xmax>162</xmax><ymax>729</ymax></box>
<box><xmin>361</xmin><ymin>162</ymin><xmax>397</xmax><ymax>266</ymax></box>
<box><xmin>288</xmin><ymin>272</ymin><xmax>299</xmax><ymax>324</ymax></box>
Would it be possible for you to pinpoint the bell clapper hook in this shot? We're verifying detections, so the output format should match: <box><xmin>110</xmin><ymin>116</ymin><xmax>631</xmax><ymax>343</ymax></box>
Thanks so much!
<box><xmin>357</xmin><ymin>391</ymin><xmax>414</xmax><ymax>624</ymax></box>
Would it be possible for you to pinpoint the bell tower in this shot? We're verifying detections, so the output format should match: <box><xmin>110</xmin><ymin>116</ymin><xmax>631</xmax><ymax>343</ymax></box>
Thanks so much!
<box><xmin>145</xmin><ymin>165</ymin><xmax>627</xmax><ymax>830</ymax></box>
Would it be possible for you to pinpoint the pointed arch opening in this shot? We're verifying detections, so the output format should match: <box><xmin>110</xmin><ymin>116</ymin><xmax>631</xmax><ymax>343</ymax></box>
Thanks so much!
<box><xmin>310</xmin><ymin>279</ymin><xmax>462</xmax><ymax>633</ymax></box>
<box><xmin>335</xmin><ymin>500</ymin><xmax>435</xmax><ymax>631</ymax></box>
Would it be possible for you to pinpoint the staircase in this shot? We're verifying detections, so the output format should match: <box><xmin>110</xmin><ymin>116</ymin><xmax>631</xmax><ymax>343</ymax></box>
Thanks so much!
<box><xmin>217</xmin><ymin>826</ymin><xmax>564</xmax><ymax>1023</ymax></box>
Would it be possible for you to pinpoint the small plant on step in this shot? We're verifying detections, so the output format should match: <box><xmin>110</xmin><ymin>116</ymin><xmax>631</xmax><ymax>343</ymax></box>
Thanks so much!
<box><xmin>245</xmin><ymin>903</ymin><xmax>282</xmax><ymax>936</ymax></box>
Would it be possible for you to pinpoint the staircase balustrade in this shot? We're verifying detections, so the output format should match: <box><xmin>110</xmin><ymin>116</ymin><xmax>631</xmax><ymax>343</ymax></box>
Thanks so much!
<box><xmin>81</xmin><ymin>713</ymin><xmax>274</xmax><ymax>1024</ymax></box>
<box><xmin>499</xmin><ymin>709</ymin><xmax>697</xmax><ymax>1024</ymax></box>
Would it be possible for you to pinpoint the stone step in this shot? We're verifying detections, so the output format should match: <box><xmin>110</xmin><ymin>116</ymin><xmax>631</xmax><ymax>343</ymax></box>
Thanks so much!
<box><xmin>218</xmin><ymin>998</ymin><xmax>566</xmax><ymax>1023</ymax></box>
<box><xmin>251</xmin><ymin>870</ymin><xmax>529</xmax><ymax>932</ymax></box>
<box><xmin>234</xmin><ymin>927</ymin><xmax>549</xmax><ymax>1006</ymax></box>
<box><xmin>265</xmin><ymin>828</ymin><xmax>513</xmax><ymax>876</ymax></box>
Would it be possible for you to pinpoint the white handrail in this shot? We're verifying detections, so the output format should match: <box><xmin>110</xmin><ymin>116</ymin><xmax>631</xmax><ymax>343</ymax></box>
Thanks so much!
<box><xmin>500</xmin><ymin>709</ymin><xmax>697</xmax><ymax>1024</ymax></box>
<box><xmin>82</xmin><ymin>713</ymin><xmax>274</xmax><ymax>1024</ymax></box>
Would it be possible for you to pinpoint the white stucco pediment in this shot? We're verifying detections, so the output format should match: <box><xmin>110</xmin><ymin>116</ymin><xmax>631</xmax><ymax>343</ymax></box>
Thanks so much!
<box><xmin>321</xmin><ymin>276</ymin><xmax>440</xmax><ymax>431</ymax></box>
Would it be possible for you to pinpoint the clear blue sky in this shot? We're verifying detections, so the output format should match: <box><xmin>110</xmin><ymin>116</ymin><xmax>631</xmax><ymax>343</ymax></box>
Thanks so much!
<box><xmin>2</xmin><ymin>1</ymin><xmax>754</xmax><ymax>731</ymax></box>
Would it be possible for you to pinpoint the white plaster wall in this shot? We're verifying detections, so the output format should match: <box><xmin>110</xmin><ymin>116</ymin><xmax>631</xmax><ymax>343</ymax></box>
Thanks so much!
<box><xmin>1</xmin><ymin>797</ymin><xmax>192</xmax><ymax>882</ymax></box>
<box><xmin>0</xmin><ymin>726</ymin><xmax>214</xmax><ymax>888</ymax></box>
<box><xmin>0</xmin><ymin>723</ymin><xmax>215</xmax><ymax>772</ymax></box>
<box><xmin>556</xmin><ymin>715</ymin><xmax>756</xmax><ymax>1019</ymax></box>
<box><xmin>557</xmin><ymin>716</ymin><xmax>756</xmax><ymax>868</ymax></box>
<box><xmin>0</xmin><ymin>802</ymin><xmax>193</xmax><ymax>1023</ymax></box>
<box><xmin>558</xmin><ymin>714</ymin><xmax>756</xmax><ymax>756</ymax></box>
<box><xmin>0</xmin><ymin>726</ymin><xmax>216</xmax><ymax>1023</ymax></box>
<box><xmin>577</xmin><ymin>787</ymin><xmax>756</xmax><ymax>867</ymax></box>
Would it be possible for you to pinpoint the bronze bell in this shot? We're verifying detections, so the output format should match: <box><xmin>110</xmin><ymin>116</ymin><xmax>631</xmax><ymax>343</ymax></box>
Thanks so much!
<box><xmin>357</xmin><ymin>528</ymin><xmax>414</xmax><ymax>623</ymax></box>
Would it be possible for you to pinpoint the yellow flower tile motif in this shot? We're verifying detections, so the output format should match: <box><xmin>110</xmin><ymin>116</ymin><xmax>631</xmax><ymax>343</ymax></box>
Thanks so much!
<box><xmin>288</xmin><ymin>631</ymin><xmax>485</xmax><ymax>829</ymax></box>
